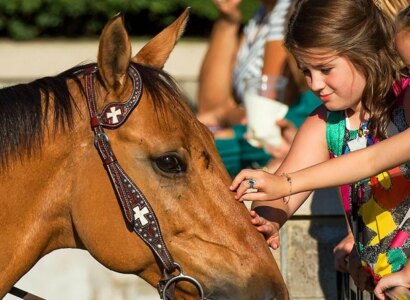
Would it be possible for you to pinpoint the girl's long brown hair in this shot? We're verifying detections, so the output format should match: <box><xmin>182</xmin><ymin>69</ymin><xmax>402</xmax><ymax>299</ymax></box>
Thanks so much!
<box><xmin>285</xmin><ymin>0</ymin><xmax>403</xmax><ymax>138</ymax></box>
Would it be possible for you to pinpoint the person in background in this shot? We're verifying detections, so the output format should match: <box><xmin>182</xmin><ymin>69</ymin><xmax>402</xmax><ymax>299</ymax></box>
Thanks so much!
<box><xmin>396</xmin><ymin>3</ymin><xmax>410</xmax><ymax>71</ymax></box>
<box><xmin>230</xmin><ymin>0</ymin><xmax>410</xmax><ymax>298</ymax></box>
<box><xmin>380</xmin><ymin>0</ymin><xmax>410</xmax><ymax>21</ymax></box>
<box><xmin>197</xmin><ymin>0</ymin><xmax>321</xmax><ymax>176</ymax></box>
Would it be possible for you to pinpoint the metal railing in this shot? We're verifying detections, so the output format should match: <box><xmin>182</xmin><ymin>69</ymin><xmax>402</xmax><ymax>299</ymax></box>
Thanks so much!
<box><xmin>337</xmin><ymin>272</ymin><xmax>374</xmax><ymax>300</ymax></box>
<box><xmin>337</xmin><ymin>272</ymin><xmax>410</xmax><ymax>300</ymax></box>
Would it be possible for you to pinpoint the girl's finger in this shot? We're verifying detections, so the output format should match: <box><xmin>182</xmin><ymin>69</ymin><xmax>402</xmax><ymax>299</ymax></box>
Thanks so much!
<box><xmin>267</xmin><ymin>236</ymin><xmax>280</xmax><ymax>249</ymax></box>
<box><xmin>249</xmin><ymin>210</ymin><xmax>258</xmax><ymax>217</ymax></box>
<box><xmin>269</xmin><ymin>240</ymin><xmax>280</xmax><ymax>249</ymax></box>
<box><xmin>230</xmin><ymin>169</ymin><xmax>254</xmax><ymax>190</ymax></box>
<box><xmin>255</xmin><ymin>224</ymin><xmax>272</xmax><ymax>235</ymax></box>
<box><xmin>235</xmin><ymin>179</ymin><xmax>255</xmax><ymax>198</ymax></box>
<box><xmin>239</xmin><ymin>192</ymin><xmax>267</xmax><ymax>202</ymax></box>
<box><xmin>250</xmin><ymin>213</ymin><xmax>264</xmax><ymax>225</ymax></box>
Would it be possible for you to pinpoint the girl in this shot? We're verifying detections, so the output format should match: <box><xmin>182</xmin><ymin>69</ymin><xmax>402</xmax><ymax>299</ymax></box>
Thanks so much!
<box><xmin>230</xmin><ymin>0</ymin><xmax>410</xmax><ymax>298</ymax></box>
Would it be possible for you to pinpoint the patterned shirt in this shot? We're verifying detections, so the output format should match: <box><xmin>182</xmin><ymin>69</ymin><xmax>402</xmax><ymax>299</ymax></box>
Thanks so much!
<box><xmin>232</xmin><ymin>0</ymin><xmax>292</xmax><ymax>102</ymax></box>
<box><xmin>326</xmin><ymin>78</ymin><xmax>410</xmax><ymax>282</ymax></box>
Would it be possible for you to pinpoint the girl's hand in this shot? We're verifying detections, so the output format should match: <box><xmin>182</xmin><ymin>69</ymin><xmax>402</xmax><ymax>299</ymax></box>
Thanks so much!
<box><xmin>230</xmin><ymin>169</ymin><xmax>289</xmax><ymax>202</ymax></box>
<box><xmin>333</xmin><ymin>232</ymin><xmax>355</xmax><ymax>272</ymax></box>
<box><xmin>249</xmin><ymin>210</ymin><xmax>281</xmax><ymax>249</ymax></box>
<box><xmin>347</xmin><ymin>250</ymin><xmax>374</xmax><ymax>292</ymax></box>
<box><xmin>374</xmin><ymin>268</ymin><xmax>410</xmax><ymax>300</ymax></box>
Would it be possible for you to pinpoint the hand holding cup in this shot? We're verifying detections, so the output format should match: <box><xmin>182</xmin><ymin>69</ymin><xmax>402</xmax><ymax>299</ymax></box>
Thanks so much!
<box><xmin>244</xmin><ymin>75</ymin><xmax>289</xmax><ymax>149</ymax></box>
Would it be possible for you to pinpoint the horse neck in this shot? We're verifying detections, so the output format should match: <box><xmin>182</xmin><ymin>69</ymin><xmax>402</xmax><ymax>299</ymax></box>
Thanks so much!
<box><xmin>0</xmin><ymin>82</ymin><xmax>92</xmax><ymax>294</ymax></box>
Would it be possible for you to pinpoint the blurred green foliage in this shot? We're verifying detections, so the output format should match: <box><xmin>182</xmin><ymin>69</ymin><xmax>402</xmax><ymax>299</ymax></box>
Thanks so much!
<box><xmin>0</xmin><ymin>0</ymin><xmax>259</xmax><ymax>40</ymax></box>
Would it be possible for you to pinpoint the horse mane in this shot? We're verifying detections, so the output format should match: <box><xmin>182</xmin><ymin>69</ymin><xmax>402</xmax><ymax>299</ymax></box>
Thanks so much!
<box><xmin>0</xmin><ymin>61</ymin><xmax>189</xmax><ymax>171</ymax></box>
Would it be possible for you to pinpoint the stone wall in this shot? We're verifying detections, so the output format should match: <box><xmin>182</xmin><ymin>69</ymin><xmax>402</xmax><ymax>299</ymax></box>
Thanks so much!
<box><xmin>282</xmin><ymin>190</ymin><xmax>347</xmax><ymax>299</ymax></box>
<box><xmin>0</xmin><ymin>39</ymin><xmax>204</xmax><ymax>104</ymax></box>
<box><xmin>2</xmin><ymin>40</ymin><xmax>346</xmax><ymax>300</ymax></box>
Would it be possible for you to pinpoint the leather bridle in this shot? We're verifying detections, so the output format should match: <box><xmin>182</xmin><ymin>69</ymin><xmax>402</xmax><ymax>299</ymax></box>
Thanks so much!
<box><xmin>83</xmin><ymin>64</ymin><xmax>207</xmax><ymax>300</ymax></box>
<box><xmin>8</xmin><ymin>64</ymin><xmax>207</xmax><ymax>300</ymax></box>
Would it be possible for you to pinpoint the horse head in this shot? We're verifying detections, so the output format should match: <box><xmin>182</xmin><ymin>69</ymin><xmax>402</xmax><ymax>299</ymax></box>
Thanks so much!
<box><xmin>0</xmin><ymin>9</ymin><xmax>288</xmax><ymax>300</ymax></box>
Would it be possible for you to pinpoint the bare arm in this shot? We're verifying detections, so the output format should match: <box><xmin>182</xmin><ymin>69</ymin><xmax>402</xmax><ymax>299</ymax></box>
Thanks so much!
<box><xmin>289</xmin><ymin>125</ymin><xmax>410</xmax><ymax>193</ymax></box>
<box><xmin>232</xmin><ymin>122</ymin><xmax>410</xmax><ymax>206</ymax></box>
<box><xmin>286</xmin><ymin>84</ymin><xmax>410</xmax><ymax>193</ymax></box>
<box><xmin>250</xmin><ymin>106</ymin><xmax>330</xmax><ymax>228</ymax></box>
<box><xmin>197</xmin><ymin>0</ymin><xmax>242</xmax><ymax>119</ymax></box>
<box><xmin>262</xmin><ymin>40</ymin><xmax>288</xmax><ymax>76</ymax></box>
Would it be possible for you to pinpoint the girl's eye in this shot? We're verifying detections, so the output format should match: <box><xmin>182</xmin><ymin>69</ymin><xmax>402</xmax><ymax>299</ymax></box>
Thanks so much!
<box><xmin>321</xmin><ymin>68</ymin><xmax>331</xmax><ymax>74</ymax></box>
<box><xmin>301</xmin><ymin>69</ymin><xmax>311</xmax><ymax>76</ymax></box>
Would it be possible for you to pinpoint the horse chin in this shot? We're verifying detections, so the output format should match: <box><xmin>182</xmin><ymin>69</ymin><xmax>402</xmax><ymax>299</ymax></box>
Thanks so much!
<box><xmin>139</xmin><ymin>261</ymin><xmax>286</xmax><ymax>300</ymax></box>
<box><xmin>200</xmin><ymin>276</ymin><xmax>287</xmax><ymax>300</ymax></box>
<box><xmin>165</xmin><ymin>264</ymin><xmax>286</xmax><ymax>300</ymax></box>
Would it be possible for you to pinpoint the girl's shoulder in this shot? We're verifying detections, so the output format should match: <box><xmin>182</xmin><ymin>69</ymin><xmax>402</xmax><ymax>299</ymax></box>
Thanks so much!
<box><xmin>297</xmin><ymin>104</ymin><xmax>328</xmax><ymax>135</ymax></box>
<box><xmin>284</xmin><ymin>104</ymin><xmax>329</xmax><ymax>166</ymax></box>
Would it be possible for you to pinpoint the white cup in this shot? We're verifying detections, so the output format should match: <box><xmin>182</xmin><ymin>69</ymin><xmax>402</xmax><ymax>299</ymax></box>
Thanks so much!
<box><xmin>244</xmin><ymin>75</ymin><xmax>289</xmax><ymax>148</ymax></box>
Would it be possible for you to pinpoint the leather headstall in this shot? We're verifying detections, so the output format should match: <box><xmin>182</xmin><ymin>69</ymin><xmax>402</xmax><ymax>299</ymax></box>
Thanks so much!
<box><xmin>82</xmin><ymin>64</ymin><xmax>206</xmax><ymax>300</ymax></box>
<box><xmin>83</xmin><ymin>64</ymin><xmax>175</xmax><ymax>270</ymax></box>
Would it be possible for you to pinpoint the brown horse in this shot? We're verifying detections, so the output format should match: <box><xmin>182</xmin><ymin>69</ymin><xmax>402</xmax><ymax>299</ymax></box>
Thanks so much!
<box><xmin>0</xmin><ymin>9</ymin><xmax>288</xmax><ymax>300</ymax></box>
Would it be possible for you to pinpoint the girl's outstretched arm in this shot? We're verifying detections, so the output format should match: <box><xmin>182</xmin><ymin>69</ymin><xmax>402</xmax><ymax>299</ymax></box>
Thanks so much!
<box><xmin>231</xmin><ymin>127</ymin><xmax>410</xmax><ymax>201</ymax></box>
<box><xmin>231</xmin><ymin>106</ymin><xmax>330</xmax><ymax>238</ymax></box>
<box><xmin>287</xmin><ymin>126</ymin><xmax>410</xmax><ymax>194</ymax></box>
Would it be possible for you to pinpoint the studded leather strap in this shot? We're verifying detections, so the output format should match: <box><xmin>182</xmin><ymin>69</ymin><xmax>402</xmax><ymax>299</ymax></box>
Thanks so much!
<box><xmin>83</xmin><ymin>64</ymin><xmax>176</xmax><ymax>273</ymax></box>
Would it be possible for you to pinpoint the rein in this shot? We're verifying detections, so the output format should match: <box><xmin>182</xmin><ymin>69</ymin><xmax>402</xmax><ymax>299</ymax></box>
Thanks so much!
<box><xmin>82</xmin><ymin>65</ymin><xmax>207</xmax><ymax>300</ymax></box>
<box><xmin>8</xmin><ymin>287</ymin><xmax>45</xmax><ymax>300</ymax></box>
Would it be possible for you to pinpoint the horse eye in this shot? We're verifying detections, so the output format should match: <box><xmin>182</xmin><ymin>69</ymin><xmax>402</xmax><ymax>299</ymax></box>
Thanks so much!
<box><xmin>154</xmin><ymin>154</ymin><xmax>186</xmax><ymax>174</ymax></box>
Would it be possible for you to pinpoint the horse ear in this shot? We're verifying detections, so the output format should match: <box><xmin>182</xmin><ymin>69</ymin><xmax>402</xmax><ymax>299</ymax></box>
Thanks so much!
<box><xmin>132</xmin><ymin>8</ymin><xmax>190</xmax><ymax>69</ymax></box>
<box><xmin>98</xmin><ymin>13</ymin><xmax>131</xmax><ymax>93</ymax></box>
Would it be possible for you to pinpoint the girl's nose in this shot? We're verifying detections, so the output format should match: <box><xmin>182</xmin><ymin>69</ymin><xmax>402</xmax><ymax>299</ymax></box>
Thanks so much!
<box><xmin>309</xmin><ymin>73</ymin><xmax>325</xmax><ymax>92</ymax></box>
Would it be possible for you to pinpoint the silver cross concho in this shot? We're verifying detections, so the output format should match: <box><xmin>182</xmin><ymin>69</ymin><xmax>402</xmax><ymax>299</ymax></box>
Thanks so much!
<box><xmin>106</xmin><ymin>106</ymin><xmax>122</xmax><ymax>124</ymax></box>
<box><xmin>133</xmin><ymin>206</ymin><xmax>149</xmax><ymax>226</ymax></box>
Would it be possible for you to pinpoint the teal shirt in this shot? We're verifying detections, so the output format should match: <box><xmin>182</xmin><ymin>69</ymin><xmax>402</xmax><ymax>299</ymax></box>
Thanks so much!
<box><xmin>286</xmin><ymin>90</ymin><xmax>321</xmax><ymax>128</ymax></box>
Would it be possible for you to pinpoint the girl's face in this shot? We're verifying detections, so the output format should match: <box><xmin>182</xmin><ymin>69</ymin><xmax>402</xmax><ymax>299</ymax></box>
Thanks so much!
<box><xmin>297</xmin><ymin>49</ymin><xmax>366</xmax><ymax>113</ymax></box>
<box><xmin>396</xmin><ymin>29</ymin><xmax>410</xmax><ymax>69</ymax></box>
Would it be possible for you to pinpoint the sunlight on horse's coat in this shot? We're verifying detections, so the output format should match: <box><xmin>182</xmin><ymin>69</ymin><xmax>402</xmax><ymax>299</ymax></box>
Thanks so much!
<box><xmin>0</xmin><ymin>8</ymin><xmax>288</xmax><ymax>300</ymax></box>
